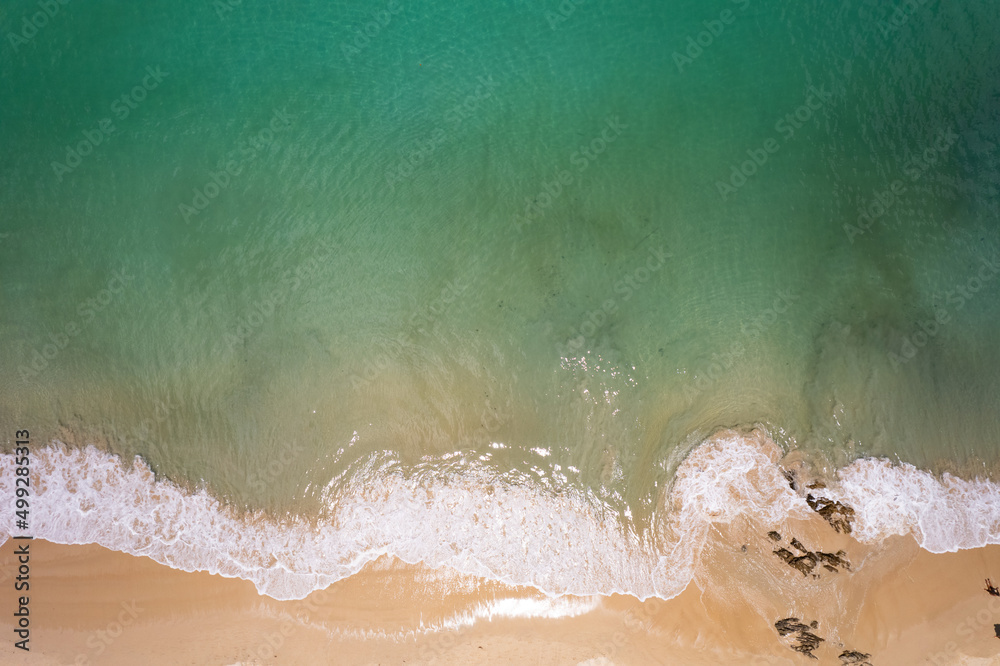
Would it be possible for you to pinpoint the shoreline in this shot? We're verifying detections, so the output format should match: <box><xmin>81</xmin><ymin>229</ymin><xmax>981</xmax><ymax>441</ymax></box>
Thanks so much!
<box><xmin>2</xmin><ymin>432</ymin><xmax>1000</xmax><ymax>663</ymax></box>
<box><xmin>13</xmin><ymin>428</ymin><xmax>1000</xmax><ymax>604</ymax></box>
<box><xmin>1</xmin><ymin>535</ymin><xmax>997</xmax><ymax>664</ymax></box>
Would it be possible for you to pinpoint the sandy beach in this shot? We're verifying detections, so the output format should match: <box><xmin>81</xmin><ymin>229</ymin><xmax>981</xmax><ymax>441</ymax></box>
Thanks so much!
<box><xmin>2</xmin><ymin>514</ymin><xmax>998</xmax><ymax>665</ymax></box>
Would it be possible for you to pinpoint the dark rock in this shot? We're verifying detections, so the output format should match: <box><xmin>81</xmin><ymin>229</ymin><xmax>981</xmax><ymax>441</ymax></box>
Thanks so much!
<box><xmin>995</xmin><ymin>623</ymin><xmax>1000</xmax><ymax>639</ymax></box>
<box><xmin>784</xmin><ymin>470</ymin><xmax>798</xmax><ymax>491</ymax></box>
<box><xmin>774</xmin><ymin>548</ymin><xmax>794</xmax><ymax>563</ymax></box>
<box><xmin>807</xmin><ymin>480</ymin><xmax>827</xmax><ymax>489</ymax></box>
<box><xmin>775</xmin><ymin>618</ymin><xmax>811</xmax><ymax>636</ymax></box>
<box><xmin>806</xmin><ymin>494</ymin><xmax>855</xmax><ymax>534</ymax></box>
<box><xmin>788</xmin><ymin>553</ymin><xmax>819</xmax><ymax>576</ymax></box>
<box><xmin>776</xmin><ymin>545</ymin><xmax>850</xmax><ymax>576</ymax></box>
<box><xmin>768</xmin><ymin>530</ymin><xmax>782</xmax><ymax>541</ymax></box>
<box><xmin>741</xmin><ymin>544</ymin><xmax>747</xmax><ymax>553</ymax></box>
<box><xmin>839</xmin><ymin>649</ymin><xmax>872</xmax><ymax>664</ymax></box>
<box><xmin>776</xmin><ymin>618</ymin><xmax>825</xmax><ymax>659</ymax></box>
<box><xmin>791</xmin><ymin>631</ymin><xmax>824</xmax><ymax>658</ymax></box>
<box><xmin>817</xmin><ymin>551</ymin><xmax>852</xmax><ymax>571</ymax></box>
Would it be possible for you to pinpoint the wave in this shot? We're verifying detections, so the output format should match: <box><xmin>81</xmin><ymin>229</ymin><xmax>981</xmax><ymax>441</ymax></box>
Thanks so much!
<box><xmin>836</xmin><ymin>458</ymin><xmax>1000</xmax><ymax>553</ymax></box>
<box><xmin>2</xmin><ymin>430</ymin><xmax>999</xmax><ymax>601</ymax></box>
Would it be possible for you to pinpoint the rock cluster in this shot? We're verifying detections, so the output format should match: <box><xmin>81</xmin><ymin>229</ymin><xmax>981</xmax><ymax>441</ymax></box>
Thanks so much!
<box><xmin>839</xmin><ymin>649</ymin><xmax>873</xmax><ymax>664</ymax></box>
<box><xmin>781</xmin><ymin>468</ymin><xmax>855</xmax><ymax>533</ymax></box>
<box><xmin>774</xmin><ymin>617</ymin><xmax>824</xmax><ymax>659</ymax></box>
<box><xmin>774</xmin><ymin>619</ymin><xmax>873</xmax><ymax>662</ymax></box>
<box><xmin>771</xmin><ymin>533</ymin><xmax>851</xmax><ymax>577</ymax></box>
<box><xmin>806</xmin><ymin>494</ymin><xmax>855</xmax><ymax>534</ymax></box>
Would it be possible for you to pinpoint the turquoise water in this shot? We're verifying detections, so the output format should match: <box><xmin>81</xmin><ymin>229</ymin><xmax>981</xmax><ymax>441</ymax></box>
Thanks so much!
<box><xmin>1</xmin><ymin>0</ymin><xmax>1000</xmax><ymax>592</ymax></box>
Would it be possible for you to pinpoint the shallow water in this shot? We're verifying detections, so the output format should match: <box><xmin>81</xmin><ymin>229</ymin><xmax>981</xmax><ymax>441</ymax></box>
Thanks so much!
<box><xmin>1</xmin><ymin>0</ymin><xmax>999</xmax><ymax>599</ymax></box>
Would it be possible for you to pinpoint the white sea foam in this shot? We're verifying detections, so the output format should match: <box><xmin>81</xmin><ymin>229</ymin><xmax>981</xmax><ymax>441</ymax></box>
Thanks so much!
<box><xmin>832</xmin><ymin>458</ymin><xmax>1000</xmax><ymax>553</ymax></box>
<box><xmin>1</xmin><ymin>432</ymin><xmax>998</xmax><ymax>601</ymax></box>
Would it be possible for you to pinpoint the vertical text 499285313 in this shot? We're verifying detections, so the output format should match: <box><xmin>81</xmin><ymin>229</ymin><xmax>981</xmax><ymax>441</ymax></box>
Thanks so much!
<box><xmin>12</xmin><ymin>430</ymin><xmax>32</xmax><ymax>652</ymax></box>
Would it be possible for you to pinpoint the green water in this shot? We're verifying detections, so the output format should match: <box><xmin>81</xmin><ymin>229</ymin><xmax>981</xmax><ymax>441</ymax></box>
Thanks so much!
<box><xmin>1</xmin><ymin>0</ymin><xmax>999</xmax><ymax>518</ymax></box>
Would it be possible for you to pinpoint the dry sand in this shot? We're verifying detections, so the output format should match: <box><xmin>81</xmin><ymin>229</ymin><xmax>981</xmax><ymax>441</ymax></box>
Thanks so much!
<box><xmin>0</xmin><ymin>511</ymin><xmax>998</xmax><ymax>666</ymax></box>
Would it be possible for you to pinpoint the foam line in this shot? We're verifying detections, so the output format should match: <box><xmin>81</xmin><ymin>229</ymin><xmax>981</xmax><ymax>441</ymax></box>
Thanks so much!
<box><xmin>2</xmin><ymin>434</ymin><xmax>997</xmax><ymax>601</ymax></box>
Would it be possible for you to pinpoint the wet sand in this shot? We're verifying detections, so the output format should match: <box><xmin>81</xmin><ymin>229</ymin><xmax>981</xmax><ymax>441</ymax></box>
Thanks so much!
<box><xmin>1</xmin><ymin>522</ymin><xmax>998</xmax><ymax>665</ymax></box>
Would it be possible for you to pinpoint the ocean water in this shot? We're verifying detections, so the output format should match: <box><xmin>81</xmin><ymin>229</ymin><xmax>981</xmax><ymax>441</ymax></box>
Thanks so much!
<box><xmin>1</xmin><ymin>0</ymin><xmax>1000</xmax><ymax>602</ymax></box>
